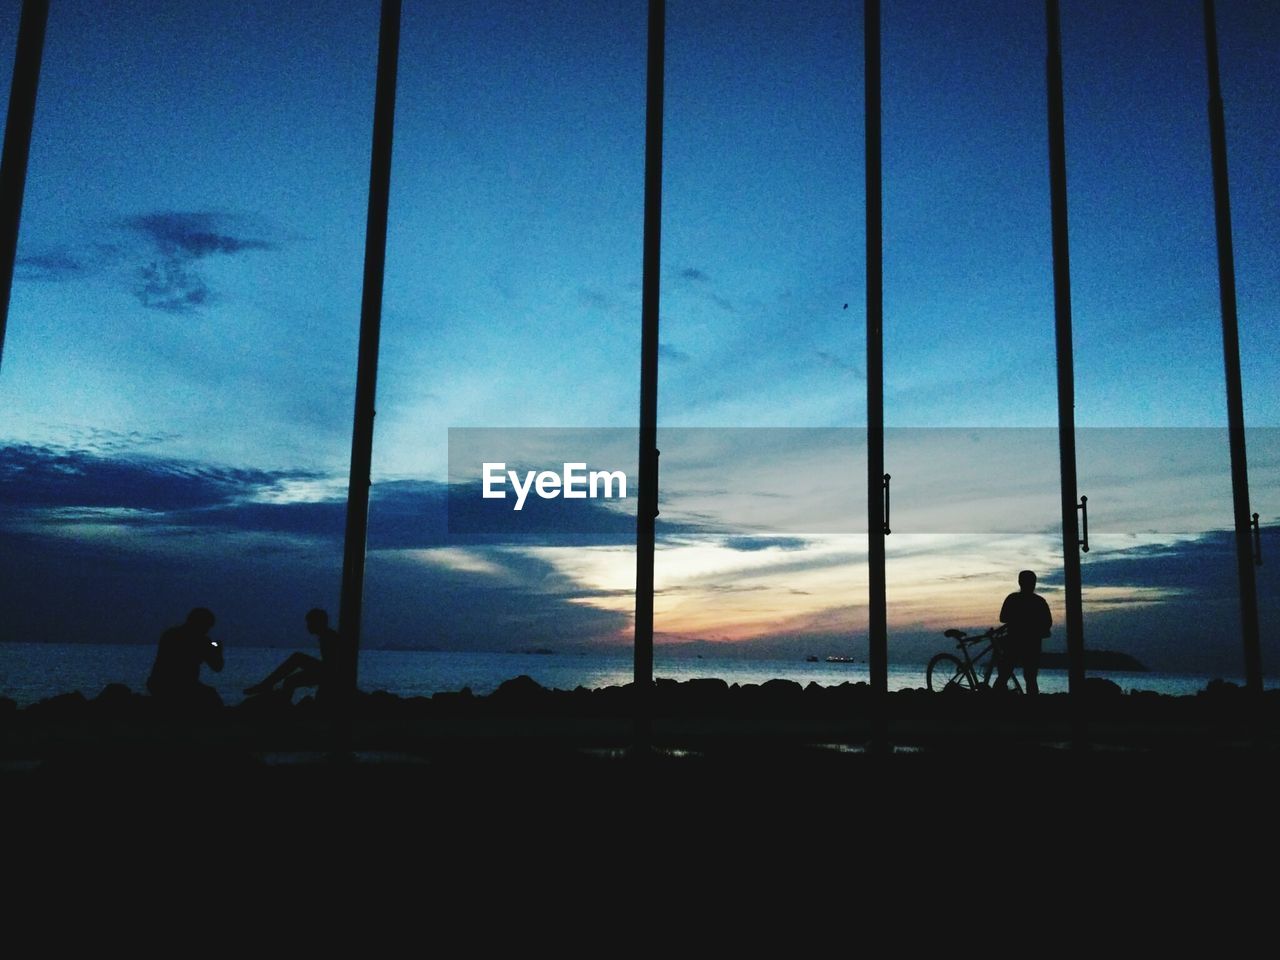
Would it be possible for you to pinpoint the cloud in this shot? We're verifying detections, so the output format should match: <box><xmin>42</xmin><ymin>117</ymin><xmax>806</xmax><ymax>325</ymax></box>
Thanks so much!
<box><xmin>3</xmin><ymin>443</ymin><xmax>1276</xmax><ymax>670</ymax></box>
<box><xmin>14</xmin><ymin>212</ymin><xmax>278</xmax><ymax>312</ymax></box>
<box><xmin>1039</xmin><ymin>532</ymin><xmax>1246</xmax><ymax>595</ymax></box>
<box><xmin>673</xmin><ymin>266</ymin><xmax>737</xmax><ymax>312</ymax></box>
<box><xmin>0</xmin><ymin>443</ymin><xmax>705</xmax><ymax>548</ymax></box>
<box><xmin>15</xmin><ymin>251</ymin><xmax>86</xmax><ymax>282</ymax></box>
<box><xmin>122</xmin><ymin>212</ymin><xmax>274</xmax><ymax>312</ymax></box>
<box><xmin>136</xmin><ymin>259</ymin><xmax>211</xmax><ymax>311</ymax></box>
<box><xmin>578</xmin><ymin>287</ymin><xmax>615</xmax><ymax>311</ymax></box>
<box><xmin>0</xmin><ymin>444</ymin><xmax>635</xmax><ymax>652</ymax></box>
<box><xmin>0</xmin><ymin>515</ymin><xmax>631</xmax><ymax>653</ymax></box>
<box><xmin>720</xmin><ymin>536</ymin><xmax>810</xmax><ymax>552</ymax></box>
<box><xmin>815</xmin><ymin>350</ymin><xmax>863</xmax><ymax>377</ymax></box>
<box><xmin>122</xmin><ymin>212</ymin><xmax>274</xmax><ymax>259</ymax></box>
<box><xmin>659</xmin><ymin>342</ymin><xmax>690</xmax><ymax>363</ymax></box>
<box><xmin>0</xmin><ymin>443</ymin><xmax>296</xmax><ymax>513</ymax></box>
<box><xmin>1031</xmin><ymin>531</ymin><xmax>1280</xmax><ymax>672</ymax></box>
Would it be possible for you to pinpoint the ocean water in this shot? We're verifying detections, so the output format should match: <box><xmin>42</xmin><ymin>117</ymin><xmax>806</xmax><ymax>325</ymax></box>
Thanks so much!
<box><xmin>0</xmin><ymin>642</ymin><xmax>1260</xmax><ymax>708</ymax></box>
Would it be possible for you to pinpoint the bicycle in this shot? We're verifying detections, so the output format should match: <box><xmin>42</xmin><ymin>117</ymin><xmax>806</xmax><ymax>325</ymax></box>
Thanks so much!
<box><xmin>926</xmin><ymin>624</ymin><xmax>1021</xmax><ymax>693</ymax></box>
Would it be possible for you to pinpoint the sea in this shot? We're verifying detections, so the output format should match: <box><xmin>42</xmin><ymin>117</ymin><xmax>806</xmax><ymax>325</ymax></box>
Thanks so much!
<box><xmin>0</xmin><ymin>642</ymin><xmax>1266</xmax><ymax>708</ymax></box>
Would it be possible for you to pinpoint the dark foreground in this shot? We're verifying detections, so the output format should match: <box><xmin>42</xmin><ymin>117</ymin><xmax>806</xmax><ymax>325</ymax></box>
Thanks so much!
<box><xmin>5</xmin><ymin>676</ymin><xmax>1279</xmax><ymax>890</ymax></box>
<box><xmin>5</xmin><ymin>675</ymin><xmax>1277</xmax><ymax>789</ymax></box>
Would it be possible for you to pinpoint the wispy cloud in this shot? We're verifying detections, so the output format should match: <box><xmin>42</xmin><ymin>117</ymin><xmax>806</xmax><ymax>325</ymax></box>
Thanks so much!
<box><xmin>815</xmin><ymin>349</ymin><xmax>863</xmax><ymax>377</ymax></box>
<box><xmin>578</xmin><ymin>286</ymin><xmax>615</xmax><ymax>311</ymax></box>
<box><xmin>15</xmin><ymin>251</ymin><xmax>87</xmax><ymax>282</ymax></box>
<box><xmin>675</xmin><ymin>266</ymin><xmax>736</xmax><ymax>312</ymax></box>
<box><xmin>659</xmin><ymin>341</ymin><xmax>690</xmax><ymax>363</ymax></box>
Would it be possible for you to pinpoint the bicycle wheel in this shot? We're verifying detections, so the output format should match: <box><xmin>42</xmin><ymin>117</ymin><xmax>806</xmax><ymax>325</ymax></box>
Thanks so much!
<box><xmin>927</xmin><ymin>653</ymin><xmax>973</xmax><ymax>693</ymax></box>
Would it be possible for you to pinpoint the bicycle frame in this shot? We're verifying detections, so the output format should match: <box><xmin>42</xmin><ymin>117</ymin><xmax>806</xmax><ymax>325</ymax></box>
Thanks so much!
<box><xmin>938</xmin><ymin>627</ymin><xmax>1022</xmax><ymax>693</ymax></box>
<box><xmin>963</xmin><ymin>639</ymin><xmax>1012</xmax><ymax>688</ymax></box>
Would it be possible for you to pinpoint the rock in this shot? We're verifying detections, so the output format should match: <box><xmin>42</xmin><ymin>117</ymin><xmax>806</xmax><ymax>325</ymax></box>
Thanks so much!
<box><xmin>1082</xmin><ymin>677</ymin><xmax>1123</xmax><ymax>700</ymax></box>
<box><xmin>759</xmin><ymin>678</ymin><xmax>804</xmax><ymax>702</ymax></box>
<box><xmin>1201</xmin><ymin>678</ymin><xmax>1242</xmax><ymax>698</ymax></box>
<box><xmin>489</xmin><ymin>675</ymin><xmax>550</xmax><ymax>711</ymax></box>
<box><xmin>26</xmin><ymin>691</ymin><xmax>88</xmax><ymax>718</ymax></box>
<box><xmin>94</xmin><ymin>683</ymin><xmax>136</xmax><ymax>706</ymax></box>
<box><xmin>494</xmin><ymin>675</ymin><xmax>546</xmax><ymax>698</ymax></box>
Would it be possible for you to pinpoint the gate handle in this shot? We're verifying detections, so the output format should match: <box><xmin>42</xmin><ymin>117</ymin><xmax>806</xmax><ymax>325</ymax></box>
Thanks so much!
<box><xmin>1078</xmin><ymin>495</ymin><xmax>1089</xmax><ymax>553</ymax></box>
<box><xmin>882</xmin><ymin>473</ymin><xmax>891</xmax><ymax>535</ymax></box>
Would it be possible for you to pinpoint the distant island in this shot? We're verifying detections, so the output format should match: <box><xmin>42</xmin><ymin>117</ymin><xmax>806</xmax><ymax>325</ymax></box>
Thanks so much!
<box><xmin>1040</xmin><ymin>650</ymin><xmax>1147</xmax><ymax>672</ymax></box>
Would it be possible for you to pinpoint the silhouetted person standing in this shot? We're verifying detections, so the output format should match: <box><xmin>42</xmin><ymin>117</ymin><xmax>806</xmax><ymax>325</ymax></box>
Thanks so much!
<box><xmin>147</xmin><ymin>607</ymin><xmax>224</xmax><ymax>707</ymax></box>
<box><xmin>994</xmin><ymin>570</ymin><xmax>1052</xmax><ymax>695</ymax></box>
<box><xmin>244</xmin><ymin>608</ymin><xmax>348</xmax><ymax>705</ymax></box>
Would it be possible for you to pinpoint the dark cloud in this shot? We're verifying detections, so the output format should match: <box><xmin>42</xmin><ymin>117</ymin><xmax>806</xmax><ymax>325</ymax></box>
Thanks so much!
<box><xmin>0</xmin><ymin>444</ymin><xmax>634</xmax><ymax>652</ymax></box>
<box><xmin>136</xmin><ymin>259</ymin><xmax>211</xmax><ymax>311</ymax></box>
<box><xmin>122</xmin><ymin>212</ymin><xmax>275</xmax><ymax>259</ymax></box>
<box><xmin>0</xmin><ymin>443</ymin><xmax>296</xmax><ymax>513</ymax></box>
<box><xmin>1038</xmin><ymin>533</ymin><xmax>1247</xmax><ymax>594</ymax></box>
<box><xmin>14</xmin><ymin>212</ymin><xmax>277</xmax><ymax>311</ymax></box>
<box><xmin>0</xmin><ymin>444</ymin><xmax>701</xmax><ymax>549</ymax></box>
<box><xmin>1033</xmin><ymin>532</ymin><xmax>1280</xmax><ymax>673</ymax></box>
<box><xmin>122</xmin><ymin>212</ymin><xmax>274</xmax><ymax>312</ymax></box>
<box><xmin>0</xmin><ymin>518</ymin><xmax>630</xmax><ymax>653</ymax></box>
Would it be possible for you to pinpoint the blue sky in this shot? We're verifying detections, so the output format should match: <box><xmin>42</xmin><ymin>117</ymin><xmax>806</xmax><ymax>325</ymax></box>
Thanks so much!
<box><xmin>0</xmin><ymin>1</ymin><xmax>1276</xmax><ymax>676</ymax></box>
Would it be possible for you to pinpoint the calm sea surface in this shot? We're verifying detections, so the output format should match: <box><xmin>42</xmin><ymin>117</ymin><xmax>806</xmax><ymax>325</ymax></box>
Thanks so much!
<box><xmin>0</xmin><ymin>642</ymin><xmax>1264</xmax><ymax>707</ymax></box>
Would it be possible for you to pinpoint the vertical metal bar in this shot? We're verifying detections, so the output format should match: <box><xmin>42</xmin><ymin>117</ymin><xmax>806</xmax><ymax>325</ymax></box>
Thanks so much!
<box><xmin>865</xmin><ymin>0</ymin><xmax>888</xmax><ymax>732</ymax></box>
<box><xmin>1045</xmin><ymin>0</ymin><xmax>1087</xmax><ymax>709</ymax></box>
<box><xmin>338</xmin><ymin>0</ymin><xmax>401</xmax><ymax>696</ymax></box>
<box><xmin>1203</xmin><ymin>0</ymin><xmax>1262</xmax><ymax>694</ymax></box>
<box><xmin>0</xmin><ymin>0</ymin><xmax>50</xmax><ymax>371</ymax></box>
<box><xmin>633</xmin><ymin>0</ymin><xmax>665</xmax><ymax>745</ymax></box>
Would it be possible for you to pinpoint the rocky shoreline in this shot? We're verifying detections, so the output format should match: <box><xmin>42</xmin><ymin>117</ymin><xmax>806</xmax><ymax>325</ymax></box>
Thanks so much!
<box><xmin>4</xmin><ymin>673</ymin><xmax>1276</xmax><ymax>766</ymax></box>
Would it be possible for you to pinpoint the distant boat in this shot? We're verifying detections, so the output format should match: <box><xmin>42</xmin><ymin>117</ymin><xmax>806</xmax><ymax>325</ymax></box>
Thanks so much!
<box><xmin>825</xmin><ymin>656</ymin><xmax>857</xmax><ymax>664</ymax></box>
<box><xmin>805</xmin><ymin>655</ymin><xmax>819</xmax><ymax>663</ymax></box>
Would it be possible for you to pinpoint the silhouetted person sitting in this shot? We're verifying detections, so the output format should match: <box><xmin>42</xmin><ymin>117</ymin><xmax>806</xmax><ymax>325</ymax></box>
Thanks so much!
<box><xmin>244</xmin><ymin>608</ymin><xmax>348</xmax><ymax>704</ymax></box>
<box><xmin>147</xmin><ymin>607</ymin><xmax>224</xmax><ymax>707</ymax></box>
<box><xmin>994</xmin><ymin>570</ymin><xmax>1052</xmax><ymax>695</ymax></box>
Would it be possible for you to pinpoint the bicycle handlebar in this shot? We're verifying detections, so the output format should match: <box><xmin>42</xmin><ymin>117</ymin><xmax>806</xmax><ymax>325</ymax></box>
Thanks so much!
<box><xmin>944</xmin><ymin>625</ymin><xmax>1007</xmax><ymax>645</ymax></box>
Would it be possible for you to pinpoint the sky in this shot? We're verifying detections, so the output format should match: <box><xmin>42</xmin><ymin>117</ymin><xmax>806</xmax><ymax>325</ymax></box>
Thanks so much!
<box><xmin>0</xmin><ymin>0</ymin><xmax>1277</xmax><ymax>678</ymax></box>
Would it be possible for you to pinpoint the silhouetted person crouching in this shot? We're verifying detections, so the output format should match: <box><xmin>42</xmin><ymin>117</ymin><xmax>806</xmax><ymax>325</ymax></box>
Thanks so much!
<box><xmin>147</xmin><ymin>607</ymin><xmax>224</xmax><ymax>708</ymax></box>
<box><xmin>994</xmin><ymin>570</ymin><xmax>1052</xmax><ymax>695</ymax></box>
<box><xmin>245</xmin><ymin>608</ymin><xmax>349</xmax><ymax>705</ymax></box>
